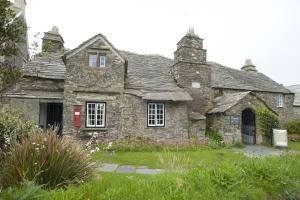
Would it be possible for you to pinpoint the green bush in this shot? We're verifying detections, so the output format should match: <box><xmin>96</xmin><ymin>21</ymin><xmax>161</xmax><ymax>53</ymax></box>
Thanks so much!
<box><xmin>0</xmin><ymin>129</ymin><xmax>94</xmax><ymax>189</ymax></box>
<box><xmin>288</xmin><ymin>119</ymin><xmax>300</xmax><ymax>135</ymax></box>
<box><xmin>205</xmin><ymin>130</ymin><xmax>223</xmax><ymax>142</ymax></box>
<box><xmin>257</xmin><ymin>108</ymin><xmax>279</xmax><ymax>139</ymax></box>
<box><xmin>0</xmin><ymin>107</ymin><xmax>36</xmax><ymax>150</ymax></box>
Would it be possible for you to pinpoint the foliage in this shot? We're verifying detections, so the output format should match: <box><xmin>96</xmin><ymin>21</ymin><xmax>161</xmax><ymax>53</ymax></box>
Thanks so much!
<box><xmin>257</xmin><ymin>108</ymin><xmax>279</xmax><ymax>139</ymax></box>
<box><xmin>0</xmin><ymin>129</ymin><xmax>94</xmax><ymax>189</ymax></box>
<box><xmin>0</xmin><ymin>181</ymin><xmax>45</xmax><ymax>200</ymax></box>
<box><xmin>1</xmin><ymin>155</ymin><xmax>300</xmax><ymax>200</ymax></box>
<box><xmin>0</xmin><ymin>106</ymin><xmax>36</xmax><ymax>151</ymax></box>
<box><xmin>0</xmin><ymin>0</ymin><xmax>27</xmax><ymax>91</ymax></box>
<box><xmin>158</xmin><ymin>150</ymin><xmax>193</xmax><ymax>172</ymax></box>
<box><xmin>288</xmin><ymin>119</ymin><xmax>300</xmax><ymax>135</ymax></box>
<box><xmin>205</xmin><ymin>130</ymin><xmax>226</xmax><ymax>149</ymax></box>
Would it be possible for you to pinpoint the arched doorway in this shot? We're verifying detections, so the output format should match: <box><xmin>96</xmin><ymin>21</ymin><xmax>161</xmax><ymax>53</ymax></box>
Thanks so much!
<box><xmin>242</xmin><ymin>108</ymin><xmax>256</xmax><ymax>144</ymax></box>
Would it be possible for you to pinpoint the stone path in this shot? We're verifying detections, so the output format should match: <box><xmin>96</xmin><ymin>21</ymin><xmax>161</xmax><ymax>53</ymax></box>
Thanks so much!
<box><xmin>233</xmin><ymin>145</ymin><xmax>299</xmax><ymax>158</ymax></box>
<box><xmin>95</xmin><ymin>163</ymin><xmax>165</xmax><ymax>174</ymax></box>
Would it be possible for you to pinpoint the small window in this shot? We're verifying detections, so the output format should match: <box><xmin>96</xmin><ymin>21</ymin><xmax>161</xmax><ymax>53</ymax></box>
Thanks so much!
<box><xmin>99</xmin><ymin>56</ymin><xmax>106</xmax><ymax>67</ymax></box>
<box><xmin>86</xmin><ymin>103</ymin><xmax>105</xmax><ymax>127</ymax></box>
<box><xmin>148</xmin><ymin>103</ymin><xmax>165</xmax><ymax>127</ymax></box>
<box><xmin>277</xmin><ymin>94</ymin><xmax>284</xmax><ymax>107</ymax></box>
<box><xmin>89</xmin><ymin>54</ymin><xmax>97</xmax><ymax>67</ymax></box>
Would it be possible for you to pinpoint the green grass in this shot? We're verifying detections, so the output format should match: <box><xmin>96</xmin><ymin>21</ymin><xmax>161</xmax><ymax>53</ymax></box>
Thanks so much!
<box><xmin>2</xmin><ymin>154</ymin><xmax>300</xmax><ymax>200</ymax></box>
<box><xmin>91</xmin><ymin>148</ymin><xmax>246</xmax><ymax>168</ymax></box>
<box><xmin>289</xmin><ymin>142</ymin><xmax>300</xmax><ymax>151</ymax></box>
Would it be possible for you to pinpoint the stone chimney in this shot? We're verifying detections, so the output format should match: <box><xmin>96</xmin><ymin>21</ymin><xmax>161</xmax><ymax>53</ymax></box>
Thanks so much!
<box><xmin>241</xmin><ymin>59</ymin><xmax>257</xmax><ymax>72</ymax></box>
<box><xmin>13</xmin><ymin>0</ymin><xmax>26</xmax><ymax>11</ymax></box>
<box><xmin>174</xmin><ymin>26</ymin><xmax>206</xmax><ymax>64</ymax></box>
<box><xmin>42</xmin><ymin>26</ymin><xmax>64</xmax><ymax>53</ymax></box>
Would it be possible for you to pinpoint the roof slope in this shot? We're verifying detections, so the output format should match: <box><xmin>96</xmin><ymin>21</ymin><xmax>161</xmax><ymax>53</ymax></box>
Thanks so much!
<box><xmin>208</xmin><ymin>92</ymin><xmax>251</xmax><ymax>114</ymax></box>
<box><xmin>286</xmin><ymin>85</ymin><xmax>300</xmax><ymax>106</ymax></box>
<box><xmin>210</xmin><ymin>62</ymin><xmax>291</xmax><ymax>94</ymax></box>
<box><xmin>121</xmin><ymin>51</ymin><xmax>192</xmax><ymax>101</ymax></box>
<box><xmin>23</xmin><ymin>53</ymin><xmax>65</xmax><ymax>80</ymax></box>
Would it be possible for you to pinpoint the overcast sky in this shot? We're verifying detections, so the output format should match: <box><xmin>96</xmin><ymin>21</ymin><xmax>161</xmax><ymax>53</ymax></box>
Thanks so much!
<box><xmin>25</xmin><ymin>0</ymin><xmax>300</xmax><ymax>86</ymax></box>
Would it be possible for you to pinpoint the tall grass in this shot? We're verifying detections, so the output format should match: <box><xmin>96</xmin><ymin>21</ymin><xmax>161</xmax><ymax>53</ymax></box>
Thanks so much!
<box><xmin>0</xmin><ymin>129</ymin><xmax>94</xmax><ymax>189</ymax></box>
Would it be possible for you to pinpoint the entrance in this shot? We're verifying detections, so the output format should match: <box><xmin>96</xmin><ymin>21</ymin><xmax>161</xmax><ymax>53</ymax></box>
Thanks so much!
<box><xmin>241</xmin><ymin>108</ymin><xmax>256</xmax><ymax>144</ymax></box>
<box><xmin>39</xmin><ymin>103</ymin><xmax>63</xmax><ymax>134</ymax></box>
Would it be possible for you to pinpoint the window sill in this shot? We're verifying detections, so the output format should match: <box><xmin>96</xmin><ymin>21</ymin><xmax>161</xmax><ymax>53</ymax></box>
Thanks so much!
<box><xmin>82</xmin><ymin>127</ymin><xmax>108</xmax><ymax>131</ymax></box>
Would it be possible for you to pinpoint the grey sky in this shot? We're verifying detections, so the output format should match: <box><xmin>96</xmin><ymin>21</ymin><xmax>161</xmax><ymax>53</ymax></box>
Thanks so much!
<box><xmin>25</xmin><ymin>0</ymin><xmax>300</xmax><ymax>86</ymax></box>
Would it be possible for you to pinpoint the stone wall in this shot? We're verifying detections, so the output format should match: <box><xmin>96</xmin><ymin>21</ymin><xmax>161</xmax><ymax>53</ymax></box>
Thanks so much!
<box><xmin>293</xmin><ymin>106</ymin><xmax>300</xmax><ymax>119</ymax></box>
<box><xmin>172</xmin><ymin>62</ymin><xmax>213</xmax><ymax>114</ymax></box>
<box><xmin>63</xmin><ymin>37</ymin><xmax>125</xmax><ymax>137</ymax></box>
<box><xmin>120</xmin><ymin>94</ymin><xmax>189</xmax><ymax>144</ymax></box>
<box><xmin>207</xmin><ymin>93</ymin><xmax>274</xmax><ymax>144</ymax></box>
<box><xmin>213</xmin><ymin>88</ymin><xmax>294</xmax><ymax>127</ymax></box>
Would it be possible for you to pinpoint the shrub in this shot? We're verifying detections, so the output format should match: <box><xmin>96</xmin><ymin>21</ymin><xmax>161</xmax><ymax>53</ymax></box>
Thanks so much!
<box><xmin>205</xmin><ymin>130</ymin><xmax>223</xmax><ymax>142</ymax></box>
<box><xmin>257</xmin><ymin>108</ymin><xmax>279</xmax><ymax>139</ymax></box>
<box><xmin>288</xmin><ymin>119</ymin><xmax>300</xmax><ymax>135</ymax></box>
<box><xmin>0</xmin><ymin>107</ymin><xmax>36</xmax><ymax>150</ymax></box>
<box><xmin>0</xmin><ymin>128</ymin><xmax>93</xmax><ymax>189</ymax></box>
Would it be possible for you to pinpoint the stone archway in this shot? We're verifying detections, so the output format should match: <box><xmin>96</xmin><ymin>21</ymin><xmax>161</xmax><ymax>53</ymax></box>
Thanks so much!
<box><xmin>241</xmin><ymin>108</ymin><xmax>256</xmax><ymax>145</ymax></box>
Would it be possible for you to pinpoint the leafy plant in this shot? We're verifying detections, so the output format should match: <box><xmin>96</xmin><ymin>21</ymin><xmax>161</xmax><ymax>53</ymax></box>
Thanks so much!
<box><xmin>0</xmin><ymin>0</ymin><xmax>27</xmax><ymax>91</ymax></box>
<box><xmin>0</xmin><ymin>106</ymin><xmax>36</xmax><ymax>151</ymax></box>
<box><xmin>288</xmin><ymin>119</ymin><xmax>300</xmax><ymax>135</ymax></box>
<box><xmin>257</xmin><ymin>108</ymin><xmax>279</xmax><ymax>140</ymax></box>
<box><xmin>0</xmin><ymin>128</ymin><xmax>94</xmax><ymax>189</ymax></box>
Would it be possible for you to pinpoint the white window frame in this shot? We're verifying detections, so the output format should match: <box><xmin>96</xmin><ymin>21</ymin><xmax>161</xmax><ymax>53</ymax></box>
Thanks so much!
<box><xmin>277</xmin><ymin>94</ymin><xmax>284</xmax><ymax>108</ymax></box>
<box><xmin>147</xmin><ymin>103</ymin><xmax>165</xmax><ymax>127</ymax></box>
<box><xmin>99</xmin><ymin>55</ymin><xmax>106</xmax><ymax>67</ymax></box>
<box><xmin>86</xmin><ymin>103</ymin><xmax>106</xmax><ymax>128</ymax></box>
<box><xmin>88</xmin><ymin>54</ymin><xmax>97</xmax><ymax>67</ymax></box>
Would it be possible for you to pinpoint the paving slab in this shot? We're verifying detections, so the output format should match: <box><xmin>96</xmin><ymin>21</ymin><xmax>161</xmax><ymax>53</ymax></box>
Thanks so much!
<box><xmin>136</xmin><ymin>168</ymin><xmax>165</xmax><ymax>174</ymax></box>
<box><xmin>96</xmin><ymin>163</ymin><xmax>119</xmax><ymax>172</ymax></box>
<box><xmin>233</xmin><ymin>145</ymin><xmax>299</xmax><ymax>158</ymax></box>
<box><xmin>116</xmin><ymin>165</ymin><xmax>136</xmax><ymax>173</ymax></box>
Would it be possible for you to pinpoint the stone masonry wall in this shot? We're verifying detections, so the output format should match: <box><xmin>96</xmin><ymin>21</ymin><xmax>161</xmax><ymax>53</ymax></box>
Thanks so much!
<box><xmin>172</xmin><ymin>62</ymin><xmax>213</xmax><ymax>114</ymax></box>
<box><xmin>120</xmin><ymin>94</ymin><xmax>189</xmax><ymax>144</ymax></box>
<box><xmin>208</xmin><ymin>93</ymin><xmax>274</xmax><ymax>144</ymax></box>
<box><xmin>213</xmin><ymin>88</ymin><xmax>294</xmax><ymax>127</ymax></box>
<box><xmin>63</xmin><ymin>38</ymin><xmax>125</xmax><ymax>137</ymax></box>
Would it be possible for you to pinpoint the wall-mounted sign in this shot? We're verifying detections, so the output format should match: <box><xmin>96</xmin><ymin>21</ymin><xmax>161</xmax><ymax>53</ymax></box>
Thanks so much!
<box><xmin>230</xmin><ymin>115</ymin><xmax>240</xmax><ymax>125</ymax></box>
<box><xmin>273</xmin><ymin>129</ymin><xmax>288</xmax><ymax>147</ymax></box>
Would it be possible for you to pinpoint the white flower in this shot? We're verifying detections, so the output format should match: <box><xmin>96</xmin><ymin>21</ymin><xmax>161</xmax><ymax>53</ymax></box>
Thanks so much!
<box><xmin>95</xmin><ymin>147</ymin><xmax>100</xmax><ymax>152</ymax></box>
<box><xmin>90</xmin><ymin>149</ymin><xmax>96</xmax><ymax>153</ymax></box>
<box><xmin>32</xmin><ymin>142</ymin><xmax>36</xmax><ymax>145</ymax></box>
<box><xmin>34</xmin><ymin>162</ymin><xmax>38</xmax><ymax>165</ymax></box>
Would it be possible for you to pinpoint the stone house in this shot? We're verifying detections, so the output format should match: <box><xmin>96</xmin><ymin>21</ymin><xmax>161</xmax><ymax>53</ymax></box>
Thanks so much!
<box><xmin>1</xmin><ymin>26</ymin><xmax>296</xmax><ymax>145</ymax></box>
<box><xmin>286</xmin><ymin>85</ymin><xmax>300</xmax><ymax>119</ymax></box>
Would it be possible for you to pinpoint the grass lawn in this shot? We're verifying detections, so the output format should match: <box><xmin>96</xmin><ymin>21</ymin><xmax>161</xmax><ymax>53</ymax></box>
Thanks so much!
<box><xmin>2</xmin><ymin>145</ymin><xmax>300</xmax><ymax>200</ymax></box>
<box><xmin>91</xmin><ymin>147</ymin><xmax>246</xmax><ymax>168</ymax></box>
<box><xmin>289</xmin><ymin>141</ymin><xmax>300</xmax><ymax>151</ymax></box>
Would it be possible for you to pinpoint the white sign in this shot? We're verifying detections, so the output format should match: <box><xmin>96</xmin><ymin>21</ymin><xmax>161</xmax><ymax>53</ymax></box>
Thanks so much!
<box><xmin>273</xmin><ymin>129</ymin><xmax>288</xmax><ymax>147</ymax></box>
<box><xmin>192</xmin><ymin>81</ymin><xmax>201</xmax><ymax>88</ymax></box>
<box><xmin>74</xmin><ymin>112</ymin><xmax>80</xmax><ymax>116</ymax></box>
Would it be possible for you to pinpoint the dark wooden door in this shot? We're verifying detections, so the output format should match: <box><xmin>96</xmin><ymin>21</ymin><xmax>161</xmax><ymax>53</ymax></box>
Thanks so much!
<box><xmin>242</xmin><ymin>109</ymin><xmax>256</xmax><ymax>144</ymax></box>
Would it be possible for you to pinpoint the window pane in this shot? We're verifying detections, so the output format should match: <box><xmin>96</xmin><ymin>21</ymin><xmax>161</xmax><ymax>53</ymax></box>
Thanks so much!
<box><xmin>89</xmin><ymin>54</ymin><xmax>97</xmax><ymax>67</ymax></box>
<box><xmin>100</xmin><ymin>56</ymin><xmax>106</xmax><ymax>67</ymax></box>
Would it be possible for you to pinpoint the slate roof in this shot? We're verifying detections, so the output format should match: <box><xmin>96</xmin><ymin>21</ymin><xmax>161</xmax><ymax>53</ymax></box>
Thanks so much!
<box><xmin>286</xmin><ymin>85</ymin><xmax>300</xmax><ymax>106</ymax></box>
<box><xmin>120</xmin><ymin>51</ymin><xmax>192</xmax><ymax>101</ymax></box>
<box><xmin>208</xmin><ymin>92</ymin><xmax>251</xmax><ymax>114</ymax></box>
<box><xmin>23</xmin><ymin>53</ymin><xmax>65</xmax><ymax>80</ymax></box>
<box><xmin>209</xmin><ymin>62</ymin><xmax>291</xmax><ymax>94</ymax></box>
